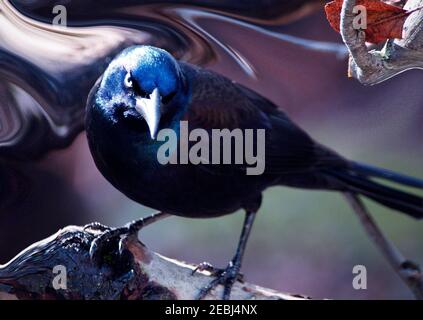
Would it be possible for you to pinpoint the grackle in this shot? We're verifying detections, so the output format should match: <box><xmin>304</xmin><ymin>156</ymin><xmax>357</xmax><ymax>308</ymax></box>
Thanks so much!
<box><xmin>86</xmin><ymin>46</ymin><xmax>423</xmax><ymax>299</ymax></box>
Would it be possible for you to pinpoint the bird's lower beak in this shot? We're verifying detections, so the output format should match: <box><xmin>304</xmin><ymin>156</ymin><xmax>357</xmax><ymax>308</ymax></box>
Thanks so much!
<box><xmin>134</xmin><ymin>88</ymin><xmax>161</xmax><ymax>139</ymax></box>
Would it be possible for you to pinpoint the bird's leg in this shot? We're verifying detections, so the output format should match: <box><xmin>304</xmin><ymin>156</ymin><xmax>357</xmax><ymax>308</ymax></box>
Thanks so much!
<box><xmin>197</xmin><ymin>210</ymin><xmax>256</xmax><ymax>300</ymax></box>
<box><xmin>88</xmin><ymin>211</ymin><xmax>170</xmax><ymax>265</ymax></box>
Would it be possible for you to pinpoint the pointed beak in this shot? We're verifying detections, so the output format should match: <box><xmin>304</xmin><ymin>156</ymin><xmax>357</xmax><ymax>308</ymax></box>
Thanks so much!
<box><xmin>134</xmin><ymin>88</ymin><xmax>161</xmax><ymax>139</ymax></box>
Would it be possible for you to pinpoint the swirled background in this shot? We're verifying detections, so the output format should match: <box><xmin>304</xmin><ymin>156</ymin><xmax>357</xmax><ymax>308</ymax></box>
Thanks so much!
<box><xmin>0</xmin><ymin>0</ymin><xmax>422</xmax><ymax>299</ymax></box>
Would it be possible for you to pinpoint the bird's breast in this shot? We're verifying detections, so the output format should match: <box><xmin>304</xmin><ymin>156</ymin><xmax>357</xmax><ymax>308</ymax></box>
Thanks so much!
<box><xmin>87</xmin><ymin>106</ymin><xmax>269</xmax><ymax>217</ymax></box>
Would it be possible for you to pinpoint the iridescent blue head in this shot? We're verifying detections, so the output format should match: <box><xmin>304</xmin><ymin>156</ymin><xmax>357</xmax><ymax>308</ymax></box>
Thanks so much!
<box><xmin>94</xmin><ymin>45</ymin><xmax>188</xmax><ymax>139</ymax></box>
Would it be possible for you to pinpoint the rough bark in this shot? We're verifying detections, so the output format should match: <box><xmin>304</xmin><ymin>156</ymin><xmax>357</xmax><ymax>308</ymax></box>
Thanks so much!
<box><xmin>0</xmin><ymin>225</ymin><xmax>309</xmax><ymax>300</ymax></box>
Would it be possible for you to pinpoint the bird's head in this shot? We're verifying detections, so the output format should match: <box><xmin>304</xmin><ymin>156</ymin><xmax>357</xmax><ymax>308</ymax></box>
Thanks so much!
<box><xmin>93</xmin><ymin>45</ymin><xmax>187</xmax><ymax>139</ymax></box>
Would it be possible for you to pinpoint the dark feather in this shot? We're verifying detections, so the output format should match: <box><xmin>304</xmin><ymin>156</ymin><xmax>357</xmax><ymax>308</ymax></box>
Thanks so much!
<box><xmin>183</xmin><ymin>64</ymin><xmax>346</xmax><ymax>176</ymax></box>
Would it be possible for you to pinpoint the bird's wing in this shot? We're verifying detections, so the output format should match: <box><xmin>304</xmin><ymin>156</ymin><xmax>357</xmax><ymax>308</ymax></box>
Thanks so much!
<box><xmin>182</xmin><ymin>66</ymin><xmax>344</xmax><ymax>175</ymax></box>
<box><xmin>183</xmin><ymin>66</ymin><xmax>261</xmax><ymax>130</ymax></box>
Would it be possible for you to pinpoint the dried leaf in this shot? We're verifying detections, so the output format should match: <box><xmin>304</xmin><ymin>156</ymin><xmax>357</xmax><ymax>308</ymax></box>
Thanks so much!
<box><xmin>325</xmin><ymin>0</ymin><xmax>416</xmax><ymax>43</ymax></box>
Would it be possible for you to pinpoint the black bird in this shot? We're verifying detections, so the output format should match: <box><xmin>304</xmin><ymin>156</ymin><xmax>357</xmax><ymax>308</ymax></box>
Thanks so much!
<box><xmin>86</xmin><ymin>45</ymin><xmax>423</xmax><ymax>299</ymax></box>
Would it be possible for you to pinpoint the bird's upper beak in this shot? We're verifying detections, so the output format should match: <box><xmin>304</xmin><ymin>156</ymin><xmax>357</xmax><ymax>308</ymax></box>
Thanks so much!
<box><xmin>134</xmin><ymin>88</ymin><xmax>161</xmax><ymax>139</ymax></box>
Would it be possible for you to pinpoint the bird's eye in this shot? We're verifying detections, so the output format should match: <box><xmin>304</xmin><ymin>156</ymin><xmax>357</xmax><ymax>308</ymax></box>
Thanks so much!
<box><xmin>124</xmin><ymin>72</ymin><xmax>149</xmax><ymax>98</ymax></box>
<box><xmin>124</xmin><ymin>72</ymin><xmax>133</xmax><ymax>88</ymax></box>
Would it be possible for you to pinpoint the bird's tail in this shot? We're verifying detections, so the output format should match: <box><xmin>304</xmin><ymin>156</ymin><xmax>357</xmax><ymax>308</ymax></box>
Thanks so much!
<box><xmin>326</xmin><ymin>162</ymin><xmax>423</xmax><ymax>219</ymax></box>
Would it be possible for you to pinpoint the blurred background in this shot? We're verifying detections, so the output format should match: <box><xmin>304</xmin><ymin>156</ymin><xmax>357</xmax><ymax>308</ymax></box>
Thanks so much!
<box><xmin>0</xmin><ymin>0</ymin><xmax>422</xmax><ymax>299</ymax></box>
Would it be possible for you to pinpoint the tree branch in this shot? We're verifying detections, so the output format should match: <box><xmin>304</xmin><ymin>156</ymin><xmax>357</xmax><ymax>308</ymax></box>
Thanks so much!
<box><xmin>344</xmin><ymin>193</ymin><xmax>423</xmax><ymax>300</ymax></box>
<box><xmin>340</xmin><ymin>0</ymin><xmax>423</xmax><ymax>85</ymax></box>
<box><xmin>0</xmin><ymin>224</ymin><xmax>309</xmax><ymax>300</ymax></box>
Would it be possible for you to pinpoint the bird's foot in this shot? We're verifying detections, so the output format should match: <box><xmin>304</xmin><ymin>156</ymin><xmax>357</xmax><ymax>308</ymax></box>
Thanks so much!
<box><xmin>83</xmin><ymin>221</ymin><xmax>112</xmax><ymax>233</ymax></box>
<box><xmin>88</xmin><ymin>212</ymin><xmax>169</xmax><ymax>266</ymax></box>
<box><xmin>197</xmin><ymin>260</ymin><xmax>244</xmax><ymax>300</ymax></box>
<box><xmin>192</xmin><ymin>261</ymin><xmax>244</xmax><ymax>281</ymax></box>
<box><xmin>192</xmin><ymin>261</ymin><xmax>218</xmax><ymax>275</ymax></box>
<box><xmin>88</xmin><ymin>223</ymin><xmax>136</xmax><ymax>266</ymax></box>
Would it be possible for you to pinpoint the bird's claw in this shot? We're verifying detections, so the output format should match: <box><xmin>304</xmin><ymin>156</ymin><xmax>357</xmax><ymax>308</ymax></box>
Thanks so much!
<box><xmin>83</xmin><ymin>221</ymin><xmax>112</xmax><ymax>232</ymax></box>
<box><xmin>197</xmin><ymin>261</ymin><xmax>243</xmax><ymax>300</ymax></box>
<box><xmin>192</xmin><ymin>261</ymin><xmax>219</xmax><ymax>275</ymax></box>
<box><xmin>88</xmin><ymin>225</ymin><xmax>132</xmax><ymax>266</ymax></box>
<box><xmin>193</xmin><ymin>261</ymin><xmax>244</xmax><ymax>281</ymax></box>
<box><xmin>88</xmin><ymin>213</ymin><xmax>169</xmax><ymax>265</ymax></box>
